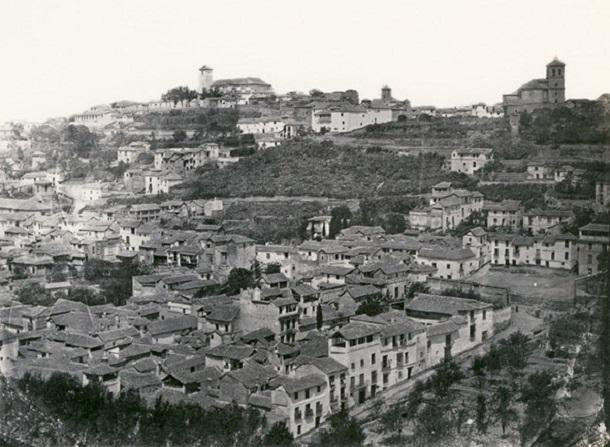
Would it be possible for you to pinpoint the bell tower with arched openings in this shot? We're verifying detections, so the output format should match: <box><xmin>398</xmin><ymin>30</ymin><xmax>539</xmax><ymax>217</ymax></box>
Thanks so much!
<box><xmin>546</xmin><ymin>57</ymin><xmax>565</xmax><ymax>104</ymax></box>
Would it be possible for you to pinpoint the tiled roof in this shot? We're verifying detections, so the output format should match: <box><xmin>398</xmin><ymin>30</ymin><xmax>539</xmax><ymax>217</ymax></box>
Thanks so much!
<box><xmin>148</xmin><ymin>315</ymin><xmax>197</xmax><ymax>336</ymax></box>
<box><xmin>206</xmin><ymin>304</ymin><xmax>239</xmax><ymax>322</ymax></box>
<box><xmin>295</xmin><ymin>355</ymin><xmax>348</xmax><ymax>375</ymax></box>
<box><xmin>418</xmin><ymin>247</ymin><xmax>476</xmax><ymax>261</ymax></box>
<box><xmin>206</xmin><ymin>343</ymin><xmax>254</xmax><ymax>360</ymax></box>
<box><xmin>270</xmin><ymin>373</ymin><xmax>326</xmax><ymax>394</ymax></box>
<box><xmin>331</xmin><ymin>321</ymin><xmax>380</xmax><ymax>340</ymax></box>
<box><xmin>407</xmin><ymin>293</ymin><xmax>491</xmax><ymax>316</ymax></box>
<box><xmin>228</xmin><ymin>362</ymin><xmax>278</xmax><ymax>389</ymax></box>
<box><xmin>579</xmin><ymin>223</ymin><xmax>609</xmax><ymax>233</ymax></box>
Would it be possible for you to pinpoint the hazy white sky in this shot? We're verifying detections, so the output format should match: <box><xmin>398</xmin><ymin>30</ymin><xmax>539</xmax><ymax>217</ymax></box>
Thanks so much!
<box><xmin>0</xmin><ymin>0</ymin><xmax>608</xmax><ymax>123</ymax></box>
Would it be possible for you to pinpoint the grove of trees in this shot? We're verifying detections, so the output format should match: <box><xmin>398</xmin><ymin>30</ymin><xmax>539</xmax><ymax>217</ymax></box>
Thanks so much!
<box><xmin>15</xmin><ymin>373</ymin><xmax>291</xmax><ymax>447</ymax></box>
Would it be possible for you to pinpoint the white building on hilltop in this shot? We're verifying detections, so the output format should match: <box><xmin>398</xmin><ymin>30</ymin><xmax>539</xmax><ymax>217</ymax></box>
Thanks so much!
<box><xmin>312</xmin><ymin>106</ymin><xmax>393</xmax><ymax>133</ymax></box>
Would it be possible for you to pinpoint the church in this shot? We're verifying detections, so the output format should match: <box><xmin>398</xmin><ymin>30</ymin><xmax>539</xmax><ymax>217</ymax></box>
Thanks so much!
<box><xmin>503</xmin><ymin>58</ymin><xmax>565</xmax><ymax>116</ymax></box>
<box><xmin>197</xmin><ymin>65</ymin><xmax>274</xmax><ymax>98</ymax></box>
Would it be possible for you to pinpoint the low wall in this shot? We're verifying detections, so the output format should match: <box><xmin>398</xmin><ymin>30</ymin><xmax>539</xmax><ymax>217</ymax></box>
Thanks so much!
<box><xmin>427</xmin><ymin>277</ymin><xmax>511</xmax><ymax>308</ymax></box>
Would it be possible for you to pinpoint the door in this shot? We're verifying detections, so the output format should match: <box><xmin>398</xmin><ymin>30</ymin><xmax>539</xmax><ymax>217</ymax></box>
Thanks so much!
<box><xmin>358</xmin><ymin>389</ymin><xmax>366</xmax><ymax>404</ymax></box>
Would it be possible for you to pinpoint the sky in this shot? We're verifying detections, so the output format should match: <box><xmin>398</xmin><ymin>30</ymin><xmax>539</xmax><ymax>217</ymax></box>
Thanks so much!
<box><xmin>0</xmin><ymin>0</ymin><xmax>609</xmax><ymax>123</ymax></box>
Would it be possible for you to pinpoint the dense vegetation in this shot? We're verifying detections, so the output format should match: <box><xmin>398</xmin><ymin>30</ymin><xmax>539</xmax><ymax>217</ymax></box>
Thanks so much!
<box><xmin>476</xmin><ymin>183</ymin><xmax>550</xmax><ymax>209</ymax></box>
<box><xmin>553</xmin><ymin>161</ymin><xmax>610</xmax><ymax>199</ymax></box>
<box><xmin>184</xmin><ymin>141</ymin><xmax>446</xmax><ymax>199</ymax></box>
<box><xmin>82</xmin><ymin>260</ymin><xmax>152</xmax><ymax>306</ymax></box>
<box><xmin>15</xmin><ymin>373</ymin><xmax>290</xmax><ymax>447</ymax></box>
<box><xmin>354</xmin><ymin>115</ymin><xmax>506</xmax><ymax>140</ymax></box>
<box><xmin>140</xmin><ymin>108</ymin><xmax>240</xmax><ymax>135</ymax></box>
<box><xmin>222</xmin><ymin>200</ymin><xmax>329</xmax><ymax>243</ymax></box>
<box><xmin>519</xmin><ymin>101</ymin><xmax>610</xmax><ymax>144</ymax></box>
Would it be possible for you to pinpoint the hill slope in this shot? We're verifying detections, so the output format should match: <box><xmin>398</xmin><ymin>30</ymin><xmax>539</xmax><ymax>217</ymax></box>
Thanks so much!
<box><xmin>184</xmin><ymin>141</ymin><xmax>447</xmax><ymax>199</ymax></box>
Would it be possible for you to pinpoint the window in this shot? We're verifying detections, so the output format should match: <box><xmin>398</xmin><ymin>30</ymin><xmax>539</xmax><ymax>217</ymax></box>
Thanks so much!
<box><xmin>371</xmin><ymin>353</ymin><xmax>376</xmax><ymax>364</ymax></box>
<box><xmin>317</xmin><ymin>386</ymin><xmax>321</xmax><ymax>393</ymax></box>
<box><xmin>360</xmin><ymin>359</ymin><xmax>364</xmax><ymax>368</ymax></box>
<box><xmin>483</xmin><ymin>310</ymin><xmax>487</xmax><ymax>320</ymax></box>
<box><xmin>305</xmin><ymin>389</ymin><xmax>310</xmax><ymax>399</ymax></box>
<box><xmin>565</xmin><ymin>252</ymin><xmax>569</xmax><ymax>260</ymax></box>
<box><xmin>294</xmin><ymin>392</ymin><xmax>298</xmax><ymax>400</ymax></box>
<box><xmin>565</xmin><ymin>241</ymin><xmax>569</xmax><ymax>248</ymax></box>
<box><xmin>351</xmin><ymin>362</ymin><xmax>355</xmax><ymax>371</ymax></box>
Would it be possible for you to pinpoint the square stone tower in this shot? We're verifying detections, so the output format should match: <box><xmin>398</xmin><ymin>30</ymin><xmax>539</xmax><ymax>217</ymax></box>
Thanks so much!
<box><xmin>546</xmin><ymin>57</ymin><xmax>565</xmax><ymax>104</ymax></box>
<box><xmin>198</xmin><ymin>65</ymin><xmax>214</xmax><ymax>93</ymax></box>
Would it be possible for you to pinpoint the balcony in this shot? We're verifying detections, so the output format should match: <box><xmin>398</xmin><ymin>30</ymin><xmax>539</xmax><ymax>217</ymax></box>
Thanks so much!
<box><xmin>382</xmin><ymin>361</ymin><xmax>392</xmax><ymax>370</ymax></box>
<box><xmin>294</xmin><ymin>412</ymin><xmax>302</xmax><ymax>422</ymax></box>
<box><xmin>305</xmin><ymin>408</ymin><xmax>314</xmax><ymax>420</ymax></box>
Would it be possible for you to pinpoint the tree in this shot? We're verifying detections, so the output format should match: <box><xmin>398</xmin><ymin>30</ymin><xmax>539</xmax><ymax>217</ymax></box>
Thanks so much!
<box><xmin>315</xmin><ymin>410</ymin><xmax>365</xmax><ymax>447</ymax></box>
<box><xmin>520</xmin><ymin>371</ymin><xmax>559</xmax><ymax>444</ymax></box>
<box><xmin>15</xmin><ymin>282</ymin><xmax>55</xmax><ymax>306</ymax></box>
<box><xmin>173</xmin><ymin>129</ymin><xmax>187</xmax><ymax>143</ymax></box>
<box><xmin>383</xmin><ymin>213</ymin><xmax>406</xmax><ymax>234</ymax></box>
<box><xmin>429</xmin><ymin>358</ymin><xmax>464</xmax><ymax>398</ymax></box>
<box><xmin>161</xmin><ymin>86</ymin><xmax>199</xmax><ymax>105</ymax></box>
<box><xmin>83</xmin><ymin>259</ymin><xmax>151</xmax><ymax>306</ymax></box>
<box><xmin>49</xmin><ymin>262</ymin><xmax>69</xmax><ymax>282</ymax></box>
<box><xmin>136</xmin><ymin>151</ymin><xmax>154</xmax><ymax>164</ymax></box>
<box><xmin>60</xmin><ymin>124</ymin><xmax>98</xmax><ymax>156</ymax></box>
<box><xmin>355</xmin><ymin>296</ymin><xmax>385</xmax><ymax>316</ymax></box>
<box><xmin>226</xmin><ymin>268</ymin><xmax>255</xmax><ymax>294</ymax></box>
<box><xmin>252</xmin><ymin>260</ymin><xmax>263</xmax><ymax>286</ymax></box>
<box><xmin>263</xmin><ymin>421</ymin><xmax>293</xmax><ymax>447</ymax></box>
<box><xmin>68</xmin><ymin>287</ymin><xmax>106</xmax><ymax>306</ymax></box>
<box><xmin>309</xmin><ymin>89</ymin><xmax>324</xmax><ymax>98</ymax></box>
<box><xmin>316</xmin><ymin>305</ymin><xmax>323</xmax><ymax>331</ymax></box>
<box><xmin>413</xmin><ymin>399</ymin><xmax>453</xmax><ymax>445</ymax></box>
<box><xmin>329</xmin><ymin>206</ymin><xmax>352</xmax><ymax>239</ymax></box>
<box><xmin>475</xmin><ymin>392</ymin><xmax>488</xmax><ymax>434</ymax></box>
<box><xmin>493</xmin><ymin>385</ymin><xmax>518</xmax><ymax>436</ymax></box>
<box><xmin>199</xmin><ymin>87</ymin><xmax>222</xmax><ymax>100</ymax></box>
<box><xmin>381</xmin><ymin>402</ymin><xmax>404</xmax><ymax>436</ymax></box>
<box><xmin>407</xmin><ymin>282</ymin><xmax>430</xmax><ymax>298</ymax></box>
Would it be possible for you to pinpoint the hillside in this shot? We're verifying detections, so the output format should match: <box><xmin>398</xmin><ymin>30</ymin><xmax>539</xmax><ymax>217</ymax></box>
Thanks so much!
<box><xmin>519</xmin><ymin>101</ymin><xmax>610</xmax><ymax>145</ymax></box>
<box><xmin>349</xmin><ymin>115</ymin><xmax>507</xmax><ymax>140</ymax></box>
<box><xmin>0</xmin><ymin>376</ymin><xmax>68</xmax><ymax>446</ymax></box>
<box><xmin>183</xmin><ymin>141</ymin><xmax>448</xmax><ymax>199</ymax></box>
